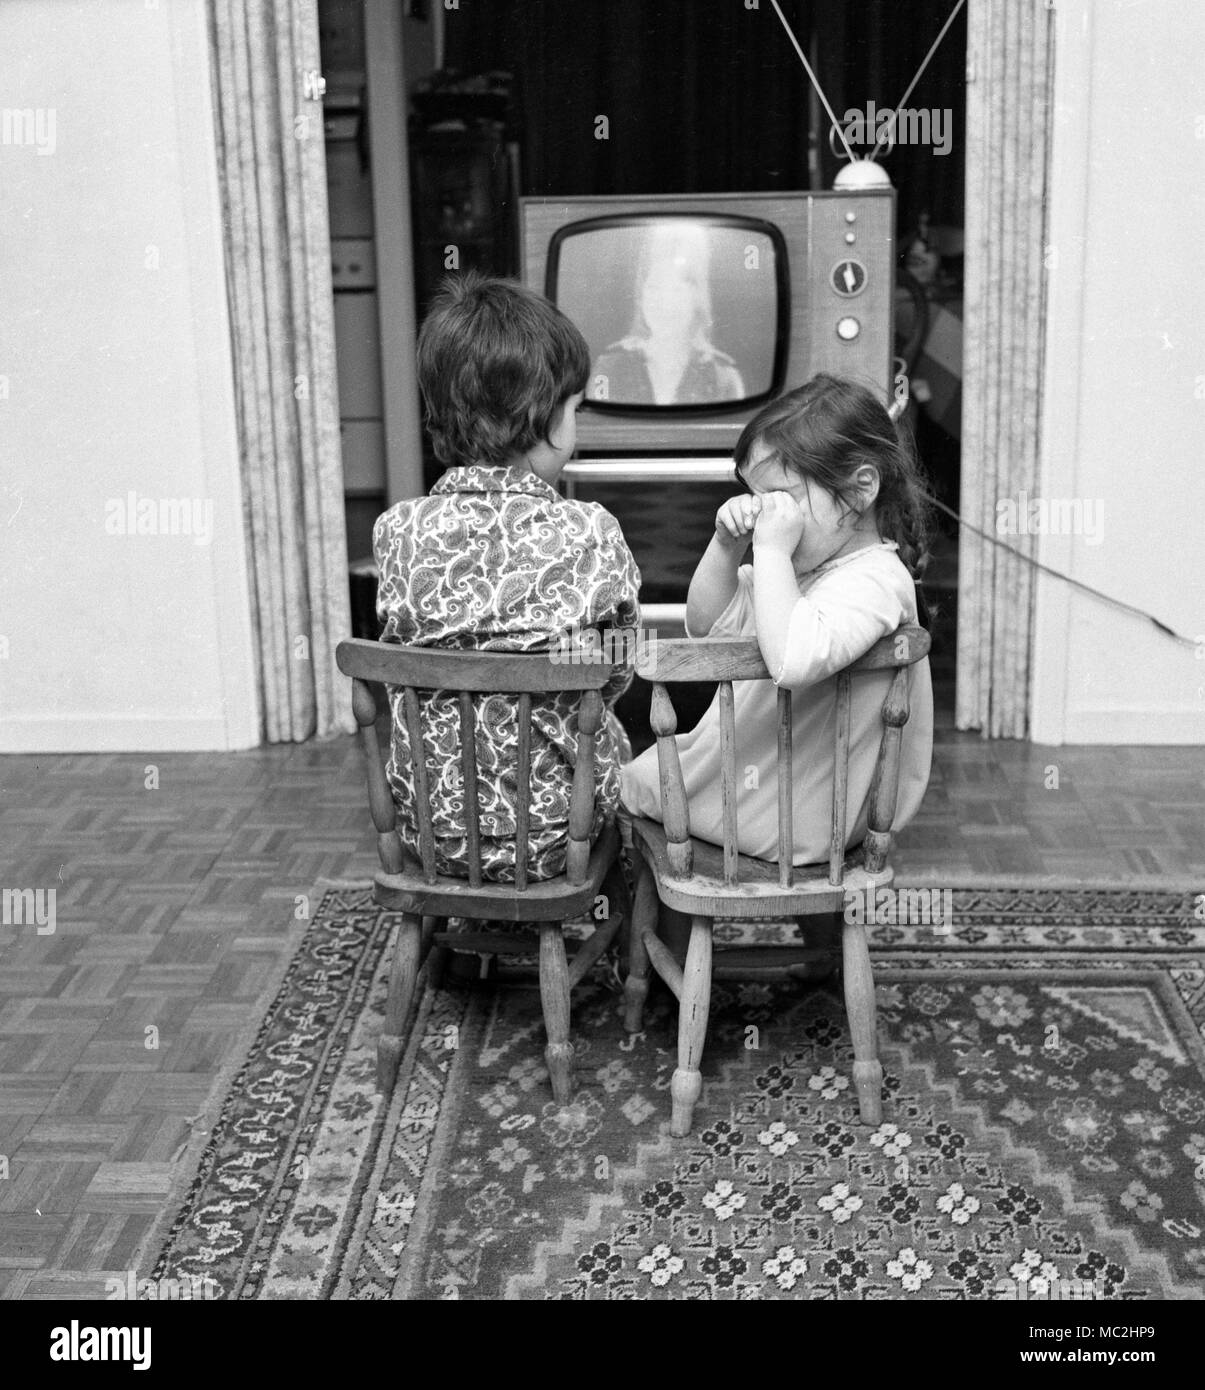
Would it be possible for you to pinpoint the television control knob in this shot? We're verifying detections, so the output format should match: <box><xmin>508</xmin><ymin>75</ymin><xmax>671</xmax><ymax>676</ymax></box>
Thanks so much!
<box><xmin>831</xmin><ymin>258</ymin><xmax>867</xmax><ymax>296</ymax></box>
<box><xmin>845</xmin><ymin>231</ymin><xmax>856</xmax><ymax>244</ymax></box>
<box><xmin>845</xmin><ymin>211</ymin><xmax>856</xmax><ymax>223</ymax></box>
<box><xmin>836</xmin><ymin>316</ymin><xmax>861</xmax><ymax>341</ymax></box>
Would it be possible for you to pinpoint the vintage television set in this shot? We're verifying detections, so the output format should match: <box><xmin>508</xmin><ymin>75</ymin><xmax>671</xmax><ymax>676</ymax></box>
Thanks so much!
<box><xmin>519</xmin><ymin>188</ymin><xmax>897</xmax><ymax>621</ymax></box>
<box><xmin>521</xmin><ymin>189</ymin><xmax>896</xmax><ymax>454</ymax></box>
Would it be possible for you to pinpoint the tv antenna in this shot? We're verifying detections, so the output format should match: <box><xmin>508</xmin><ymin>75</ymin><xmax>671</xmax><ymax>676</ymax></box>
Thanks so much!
<box><xmin>768</xmin><ymin>0</ymin><xmax>967</xmax><ymax>189</ymax></box>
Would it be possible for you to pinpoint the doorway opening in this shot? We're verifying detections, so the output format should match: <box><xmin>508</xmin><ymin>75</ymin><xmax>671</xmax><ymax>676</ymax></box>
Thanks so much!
<box><xmin>317</xmin><ymin>0</ymin><xmax>966</xmax><ymax>727</ymax></box>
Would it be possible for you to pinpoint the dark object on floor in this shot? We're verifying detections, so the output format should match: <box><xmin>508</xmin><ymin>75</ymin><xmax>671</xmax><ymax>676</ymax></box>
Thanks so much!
<box><xmin>349</xmin><ymin>556</ymin><xmax>382</xmax><ymax>640</ymax></box>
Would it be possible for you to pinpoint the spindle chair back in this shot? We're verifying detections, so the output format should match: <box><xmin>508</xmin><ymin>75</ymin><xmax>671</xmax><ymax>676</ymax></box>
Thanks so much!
<box><xmin>623</xmin><ymin>624</ymin><xmax>931</xmax><ymax>1135</ymax></box>
<box><xmin>336</xmin><ymin>638</ymin><xmax>629</xmax><ymax>1102</ymax></box>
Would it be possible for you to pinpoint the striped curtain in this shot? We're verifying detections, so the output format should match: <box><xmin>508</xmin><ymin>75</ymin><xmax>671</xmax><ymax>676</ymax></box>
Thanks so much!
<box><xmin>957</xmin><ymin>0</ymin><xmax>1055</xmax><ymax>738</ymax></box>
<box><xmin>208</xmin><ymin>0</ymin><xmax>354</xmax><ymax>741</ymax></box>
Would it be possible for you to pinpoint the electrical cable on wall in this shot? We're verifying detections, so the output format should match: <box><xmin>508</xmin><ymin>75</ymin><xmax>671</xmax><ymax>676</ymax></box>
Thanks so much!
<box><xmin>924</xmin><ymin>494</ymin><xmax>1200</xmax><ymax>651</ymax></box>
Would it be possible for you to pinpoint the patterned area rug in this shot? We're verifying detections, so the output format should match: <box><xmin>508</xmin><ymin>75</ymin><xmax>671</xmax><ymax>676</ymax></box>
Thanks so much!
<box><xmin>148</xmin><ymin>888</ymin><xmax>1205</xmax><ymax>1299</ymax></box>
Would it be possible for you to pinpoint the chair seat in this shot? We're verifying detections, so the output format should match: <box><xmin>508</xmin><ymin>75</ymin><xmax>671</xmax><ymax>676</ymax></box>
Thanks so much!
<box><xmin>630</xmin><ymin>817</ymin><xmax>893</xmax><ymax>918</ymax></box>
<box><xmin>373</xmin><ymin>824</ymin><xmax>619</xmax><ymax>921</ymax></box>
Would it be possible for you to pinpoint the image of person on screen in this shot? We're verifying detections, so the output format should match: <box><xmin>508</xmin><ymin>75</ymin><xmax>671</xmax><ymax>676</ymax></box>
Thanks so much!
<box><xmin>589</xmin><ymin>222</ymin><xmax>746</xmax><ymax>406</ymax></box>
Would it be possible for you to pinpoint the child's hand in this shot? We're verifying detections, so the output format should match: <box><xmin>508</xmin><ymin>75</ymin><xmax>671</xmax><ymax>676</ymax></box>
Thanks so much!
<box><xmin>715</xmin><ymin>494</ymin><xmax>762</xmax><ymax>550</ymax></box>
<box><xmin>753</xmin><ymin>491</ymin><xmax>806</xmax><ymax>555</ymax></box>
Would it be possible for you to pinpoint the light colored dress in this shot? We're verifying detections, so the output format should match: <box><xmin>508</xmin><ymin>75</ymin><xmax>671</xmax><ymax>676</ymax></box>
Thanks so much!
<box><xmin>620</xmin><ymin>541</ymin><xmax>933</xmax><ymax>865</ymax></box>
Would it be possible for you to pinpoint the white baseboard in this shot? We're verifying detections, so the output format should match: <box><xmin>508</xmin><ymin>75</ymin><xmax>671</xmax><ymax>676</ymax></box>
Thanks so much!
<box><xmin>1055</xmin><ymin>708</ymin><xmax>1205</xmax><ymax>746</ymax></box>
<box><xmin>0</xmin><ymin>714</ymin><xmax>260</xmax><ymax>753</ymax></box>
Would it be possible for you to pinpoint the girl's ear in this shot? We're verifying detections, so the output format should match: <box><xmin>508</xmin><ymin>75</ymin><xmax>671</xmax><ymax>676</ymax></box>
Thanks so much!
<box><xmin>851</xmin><ymin>462</ymin><xmax>881</xmax><ymax>509</ymax></box>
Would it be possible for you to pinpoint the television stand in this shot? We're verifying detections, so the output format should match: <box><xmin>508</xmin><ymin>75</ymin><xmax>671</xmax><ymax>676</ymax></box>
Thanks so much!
<box><xmin>561</xmin><ymin>457</ymin><xmax>741</xmax><ymax>631</ymax></box>
<box><xmin>561</xmin><ymin>458</ymin><xmax>736</xmax><ymax>488</ymax></box>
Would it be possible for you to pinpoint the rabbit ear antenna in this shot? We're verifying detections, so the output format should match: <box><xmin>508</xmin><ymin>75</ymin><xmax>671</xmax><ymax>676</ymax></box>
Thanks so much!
<box><xmin>870</xmin><ymin>0</ymin><xmax>967</xmax><ymax>162</ymax></box>
<box><xmin>767</xmin><ymin>0</ymin><xmax>858</xmax><ymax>165</ymax></box>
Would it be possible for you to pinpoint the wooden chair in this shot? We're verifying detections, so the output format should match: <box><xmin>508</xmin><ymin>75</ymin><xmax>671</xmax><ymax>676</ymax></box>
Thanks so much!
<box><xmin>336</xmin><ymin>639</ymin><xmax>628</xmax><ymax>1103</ymax></box>
<box><xmin>623</xmin><ymin>624</ymin><xmax>931</xmax><ymax>1136</ymax></box>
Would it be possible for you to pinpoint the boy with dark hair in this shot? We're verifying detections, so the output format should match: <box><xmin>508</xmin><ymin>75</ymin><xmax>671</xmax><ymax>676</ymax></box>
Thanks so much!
<box><xmin>374</xmin><ymin>273</ymin><xmax>640</xmax><ymax>881</ymax></box>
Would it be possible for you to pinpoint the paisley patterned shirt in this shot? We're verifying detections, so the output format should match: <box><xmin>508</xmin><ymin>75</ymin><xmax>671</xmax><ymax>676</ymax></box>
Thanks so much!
<box><xmin>373</xmin><ymin>464</ymin><xmax>641</xmax><ymax>882</ymax></box>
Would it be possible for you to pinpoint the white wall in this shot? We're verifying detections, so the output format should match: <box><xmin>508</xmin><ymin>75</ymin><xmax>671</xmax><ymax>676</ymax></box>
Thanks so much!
<box><xmin>0</xmin><ymin>0</ymin><xmax>259</xmax><ymax>751</ymax></box>
<box><xmin>1031</xmin><ymin>0</ymin><xmax>1205</xmax><ymax>743</ymax></box>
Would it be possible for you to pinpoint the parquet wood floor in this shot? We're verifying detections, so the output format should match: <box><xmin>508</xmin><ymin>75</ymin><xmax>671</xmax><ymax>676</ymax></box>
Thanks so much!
<box><xmin>0</xmin><ymin>728</ymin><xmax>1202</xmax><ymax>1297</ymax></box>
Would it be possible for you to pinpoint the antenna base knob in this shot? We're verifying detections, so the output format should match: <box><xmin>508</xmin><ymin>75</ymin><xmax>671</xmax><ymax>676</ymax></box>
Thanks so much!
<box><xmin>834</xmin><ymin>160</ymin><xmax>893</xmax><ymax>191</ymax></box>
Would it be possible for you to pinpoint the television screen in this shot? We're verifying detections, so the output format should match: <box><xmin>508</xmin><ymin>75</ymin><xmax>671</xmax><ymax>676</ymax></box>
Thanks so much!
<box><xmin>546</xmin><ymin>214</ymin><xmax>788</xmax><ymax>412</ymax></box>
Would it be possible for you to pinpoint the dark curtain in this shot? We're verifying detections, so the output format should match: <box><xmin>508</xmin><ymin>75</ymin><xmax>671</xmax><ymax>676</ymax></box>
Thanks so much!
<box><xmin>444</xmin><ymin>0</ymin><xmax>965</xmax><ymax>232</ymax></box>
<box><xmin>812</xmin><ymin>0</ymin><xmax>966</xmax><ymax>235</ymax></box>
<box><xmin>444</xmin><ymin>0</ymin><xmax>817</xmax><ymax>195</ymax></box>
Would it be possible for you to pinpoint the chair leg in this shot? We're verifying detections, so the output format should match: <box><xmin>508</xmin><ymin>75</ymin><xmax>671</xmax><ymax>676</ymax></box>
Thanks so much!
<box><xmin>623</xmin><ymin>856</ymin><xmax>656</xmax><ymax>1033</ymax></box>
<box><xmin>658</xmin><ymin>904</ymin><xmax>693</xmax><ymax>965</ymax></box>
<box><xmin>670</xmin><ymin>916</ymin><xmax>713</xmax><ymax>1137</ymax></box>
<box><xmin>419</xmin><ymin>915</ymin><xmax>449</xmax><ymax>989</ymax></box>
<box><xmin>425</xmin><ymin>943</ymin><xmax>449</xmax><ymax>989</ymax></box>
<box><xmin>789</xmin><ymin>911</ymin><xmax>841</xmax><ymax>982</ymax></box>
<box><xmin>538</xmin><ymin>923</ymin><xmax>574</xmax><ymax>1105</ymax></box>
<box><xmin>378</xmin><ymin>912</ymin><xmax>423</xmax><ymax>1092</ymax></box>
<box><xmin>601</xmin><ymin>860</ymin><xmax>631</xmax><ymax>973</ymax></box>
<box><xmin>841</xmin><ymin>917</ymin><xmax>883</xmax><ymax>1125</ymax></box>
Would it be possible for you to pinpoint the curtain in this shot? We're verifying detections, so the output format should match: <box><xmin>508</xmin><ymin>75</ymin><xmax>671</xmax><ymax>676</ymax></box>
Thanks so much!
<box><xmin>812</xmin><ymin>0</ymin><xmax>967</xmax><ymax>238</ymax></box>
<box><xmin>957</xmin><ymin>0</ymin><xmax>1053</xmax><ymax>738</ymax></box>
<box><xmin>208</xmin><ymin>0</ymin><xmax>354</xmax><ymax>741</ymax></box>
<box><xmin>444</xmin><ymin>0</ymin><xmax>817</xmax><ymax>196</ymax></box>
<box><xmin>444</xmin><ymin>0</ymin><xmax>966</xmax><ymax>231</ymax></box>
